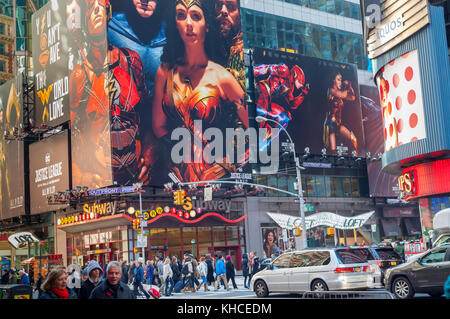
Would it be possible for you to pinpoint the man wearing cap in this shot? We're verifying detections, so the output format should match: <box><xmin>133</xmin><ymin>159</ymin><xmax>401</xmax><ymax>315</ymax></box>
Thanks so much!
<box><xmin>133</xmin><ymin>258</ymin><xmax>151</xmax><ymax>299</ymax></box>
<box><xmin>79</xmin><ymin>260</ymin><xmax>104</xmax><ymax>299</ymax></box>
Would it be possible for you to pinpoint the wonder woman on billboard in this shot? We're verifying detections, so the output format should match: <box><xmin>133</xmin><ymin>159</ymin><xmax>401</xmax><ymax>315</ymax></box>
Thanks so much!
<box><xmin>152</xmin><ymin>0</ymin><xmax>249</xmax><ymax>183</ymax></box>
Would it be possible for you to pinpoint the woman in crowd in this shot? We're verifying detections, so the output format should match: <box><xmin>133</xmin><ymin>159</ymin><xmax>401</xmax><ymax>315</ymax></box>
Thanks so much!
<box><xmin>39</xmin><ymin>268</ymin><xmax>78</xmax><ymax>299</ymax></box>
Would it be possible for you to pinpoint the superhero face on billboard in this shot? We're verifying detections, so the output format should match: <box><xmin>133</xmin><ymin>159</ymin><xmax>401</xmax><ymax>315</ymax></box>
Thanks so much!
<box><xmin>253</xmin><ymin>48</ymin><xmax>365</xmax><ymax>157</ymax></box>
<box><xmin>0</xmin><ymin>77</ymin><xmax>25</xmax><ymax>219</ymax></box>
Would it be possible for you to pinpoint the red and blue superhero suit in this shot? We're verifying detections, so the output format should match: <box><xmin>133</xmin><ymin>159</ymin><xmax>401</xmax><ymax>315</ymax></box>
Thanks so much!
<box><xmin>254</xmin><ymin>63</ymin><xmax>309</xmax><ymax>146</ymax></box>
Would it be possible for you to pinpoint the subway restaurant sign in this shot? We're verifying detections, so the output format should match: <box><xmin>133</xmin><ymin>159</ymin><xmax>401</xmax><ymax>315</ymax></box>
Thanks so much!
<box><xmin>267</xmin><ymin>211</ymin><xmax>375</xmax><ymax>230</ymax></box>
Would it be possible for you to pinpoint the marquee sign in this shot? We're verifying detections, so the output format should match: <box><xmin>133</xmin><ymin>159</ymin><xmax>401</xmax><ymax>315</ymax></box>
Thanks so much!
<box><xmin>267</xmin><ymin>211</ymin><xmax>375</xmax><ymax>230</ymax></box>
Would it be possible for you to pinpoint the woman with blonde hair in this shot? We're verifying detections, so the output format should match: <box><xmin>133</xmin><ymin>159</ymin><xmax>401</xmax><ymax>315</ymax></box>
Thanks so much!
<box><xmin>39</xmin><ymin>268</ymin><xmax>78</xmax><ymax>299</ymax></box>
<box><xmin>162</xmin><ymin>257</ymin><xmax>174</xmax><ymax>296</ymax></box>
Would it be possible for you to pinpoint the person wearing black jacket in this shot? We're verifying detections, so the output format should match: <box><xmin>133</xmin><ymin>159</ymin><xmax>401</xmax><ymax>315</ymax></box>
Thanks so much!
<box><xmin>78</xmin><ymin>260</ymin><xmax>104</xmax><ymax>299</ymax></box>
<box><xmin>90</xmin><ymin>261</ymin><xmax>133</xmax><ymax>299</ymax></box>
<box><xmin>225</xmin><ymin>255</ymin><xmax>238</xmax><ymax>289</ymax></box>
<box><xmin>241</xmin><ymin>253</ymin><xmax>250</xmax><ymax>289</ymax></box>
<box><xmin>205</xmin><ymin>254</ymin><xmax>215</xmax><ymax>286</ymax></box>
<box><xmin>1</xmin><ymin>269</ymin><xmax>9</xmax><ymax>284</ymax></box>
<box><xmin>121</xmin><ymin>260</ymin><xmax>129</xmax><ymax>284</ymax></box>
<box><xmin>171</xmin><ymin>256</ymin><xmax>181</xmax><ymax>284</ymax></box>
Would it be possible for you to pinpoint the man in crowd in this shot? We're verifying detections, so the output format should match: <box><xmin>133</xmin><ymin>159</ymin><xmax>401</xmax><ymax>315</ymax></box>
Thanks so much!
<box><xmin>79</xmin><ymin>260</ymin><xmax>103</xmax><ymax>299</ymax></box>
<box><xmin>89</xmin><ymin>261</ymin><xmax>133</xmax><ymax>299</ymax></box>
<box><xmin>214</xmin><ymin>255</ymin><xmax>229</xmax><ymax>291</ymax></box>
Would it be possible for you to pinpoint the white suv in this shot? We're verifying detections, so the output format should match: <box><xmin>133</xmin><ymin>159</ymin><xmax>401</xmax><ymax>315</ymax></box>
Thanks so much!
<box><xmin>250</xmin><ymin>248</ymin><xmax>374</xmax><ymax>297</ymax></box>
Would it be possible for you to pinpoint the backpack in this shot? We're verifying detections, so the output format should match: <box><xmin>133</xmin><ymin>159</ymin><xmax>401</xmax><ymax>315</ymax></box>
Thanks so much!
<box><xmin>182</xmin><ymin>262</ymin><xmax>190</xmax><ymax>276</ymax></box>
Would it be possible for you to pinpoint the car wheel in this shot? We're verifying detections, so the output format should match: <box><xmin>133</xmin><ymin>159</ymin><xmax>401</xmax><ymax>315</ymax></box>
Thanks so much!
<box><xmin>254</xmin><ymin>280</ymin><xmax>269</xmax><ymax>298</ymax></box>
<box><xmin>392</xmin><ymin>277</ymin><xmax>414</xmax><ymax>299</ymax></box>
<box><xmin>311</xmin><ymin>279</ymin><xmax>328</xmax><ymax>292</ymax></box>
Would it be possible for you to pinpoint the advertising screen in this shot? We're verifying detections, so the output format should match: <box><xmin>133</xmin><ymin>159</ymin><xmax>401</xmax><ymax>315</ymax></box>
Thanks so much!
<box><xmin>360</xmin><ymin>85</ymin><xmax>399</xmax><ymax>197</ymax></box>
<box><xmin>108</xmin><ymin>0</ymin><xmax>248</xmax><ymax>186</ymax></box>
<box><xmin>32</xmin><ymin>0</ymin><xmax>71</xmax><ymax>128</ymax></box>
<box><xmin>375</xmin><ymin>50</ymin><xmax>426</xmax><ymax>152</ymax></box>
<box><xmin>29</xmin><ymin>131</ymin><xmax>70</xmax><ymax>215</ymax></box>
<box><xmin>0</xmin><ymin>77</ymin><xmax>25</xmax><ymax>219</ymax></box>
<box><xmin>252</xmin><ymin>48</ymin><xmax>365</xmax><ymax>157</ymax></box>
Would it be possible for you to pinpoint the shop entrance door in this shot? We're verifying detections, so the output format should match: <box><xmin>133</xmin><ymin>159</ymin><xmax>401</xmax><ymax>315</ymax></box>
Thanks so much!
<box><xmin>213</xmin><ymin>246</ymin><xmax>242</xmax><ymax>270</ymax></box>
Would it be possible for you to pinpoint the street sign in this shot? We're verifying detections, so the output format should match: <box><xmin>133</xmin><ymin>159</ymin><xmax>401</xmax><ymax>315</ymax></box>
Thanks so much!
<box><xmin>204</xmin><ymin>187</ymin><xmax>212</xmax><ymax>202</ymax></box>
<box><xmin>137</xmin><ymin>235</ymin><xmax>147</xmax><ymax>248</ymax></box>
<box><xmin>141</xmin><ymin>220</ymin><xmax>147</xmax><ymax>227</ymax></box>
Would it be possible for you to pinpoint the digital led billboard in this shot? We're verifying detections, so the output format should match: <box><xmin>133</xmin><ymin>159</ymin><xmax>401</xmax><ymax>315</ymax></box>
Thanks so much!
<box><xmin>29</xmin><ymin>131</ymin><xmax>70</xmax><ymax>215</ymax></box>
<box><xmin>252</xmin><ymin>48</ymin><xmax>365</xmax><ymax>157</ymax></box>
<box><xmin>375</xmin><ymin>50</ymin><xmax>426</xmax><ymax>152</ymax></box>
<box><xmin>0</xmin><ymin>76</ymin><xmax>25</xmax><ymax>219</ymax></box>
<box><xmin>360</xmin><ymin>85</ymin><xmax>399</xmax><ymax>197</ymax></box>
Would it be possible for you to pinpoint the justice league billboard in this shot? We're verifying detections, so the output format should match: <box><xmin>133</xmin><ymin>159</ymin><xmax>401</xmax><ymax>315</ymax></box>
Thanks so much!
<box><xmin>0</xmin><ymin>76</ymin><xmax>25</xmax><ymax>219</ymax></box>
<box><xmin>31</xmin><ymin>0</ymin><xmax>248</xmax><ymax>189</ymax></box>
<box><xmin>29</xmin><ymin>131</ymin><xmax>70</xmax><ymax>215</ymax></box>
<box><xmin>252</xmin><ymin>48</ymin><xmax>365</xmax><ymax>158</ymax></box>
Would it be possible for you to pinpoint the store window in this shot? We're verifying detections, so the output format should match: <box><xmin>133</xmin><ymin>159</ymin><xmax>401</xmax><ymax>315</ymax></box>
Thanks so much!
<box><xmin>213</xmin><ymin>227</ymin><xmax>226</xmax><ymax>247</ymax></box>
<box><xmin>225</xmin><ymin>226</ymin><xmax>239</xmax><ymax>246</ymax></box>
<box><xmin>167</xmin><ymin>228</ymin><xmax>182</xmax><ymax>259</ymax></box>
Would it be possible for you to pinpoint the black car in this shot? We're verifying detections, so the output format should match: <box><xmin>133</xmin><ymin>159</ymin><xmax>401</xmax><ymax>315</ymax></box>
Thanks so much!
<box><xmin>384</xmin><ymin>244</ymin><xmax>450</xmax><ymax>299</ymax></box>
<box><xmin>368</xmin><ymin>246</ymin><xmax>403</xmax><ymax>285</ymax></box>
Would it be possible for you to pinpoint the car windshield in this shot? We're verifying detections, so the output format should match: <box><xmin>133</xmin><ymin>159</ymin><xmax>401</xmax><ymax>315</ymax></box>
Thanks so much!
<box><xmin>374</xmin><ymin>248</ymin><xmax>401</xmax><ymax>260</ymax></box>
<box><xmin>335</xmin><ymin>248</ymin><xmax>373</xmax><ymax>264</ymax></box>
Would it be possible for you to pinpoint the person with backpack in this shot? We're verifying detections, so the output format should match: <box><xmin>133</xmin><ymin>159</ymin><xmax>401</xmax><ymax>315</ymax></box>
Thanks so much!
<box><xmin>162</xmin><ymin>257</ymin><xmax>174</xmax><ymax>296</ymax></box>
<box><xmin>241</xmin><ymin>253</ymin><xmax>250</xmax><ymax>289</ymax></box>
<box><xmin>182</xmin><ymin>257</ymin><xmax>195</xmax><ymax>293</ymax></box>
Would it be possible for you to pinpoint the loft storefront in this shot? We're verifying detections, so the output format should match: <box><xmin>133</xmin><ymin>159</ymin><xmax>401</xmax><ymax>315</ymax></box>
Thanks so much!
<box><xmin>55</xmin><ymin>199</ymin><xmax>248</xmax><ymax>269</ymax></box>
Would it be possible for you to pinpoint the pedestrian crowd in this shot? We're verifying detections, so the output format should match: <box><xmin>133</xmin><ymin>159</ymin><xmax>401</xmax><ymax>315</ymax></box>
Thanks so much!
<box><xmin>0</xmin><ymin>250</ymin><xmax>268</xmax><ymax>299</ymax></box>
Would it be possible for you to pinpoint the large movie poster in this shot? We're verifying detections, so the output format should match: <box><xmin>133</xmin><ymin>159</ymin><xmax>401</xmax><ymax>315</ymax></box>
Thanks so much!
<box><xmin>29</xmin><ymin>131</ymin><xmax>70</xmax><ymax>215</ymax></box>
<box><xmin>108</xmin><ymin>0</ymin><xmax>248</xmax><ymax>186</ymax></box>
<box><xmin>0</xmin><ymin>77</ymin><xmax>25</xmax><ymax>219</ymax></box>
<box><xmin>252</xmin><ymin>48</ymin><xmax>365</xmax><ymax>157</ymax></box>
<box><xmin>32</xmin><ymin>0</ymin><xmax>71</xmax><ymax>128</ymax></box>
<box><xmin>360</xmin><ymin>85</ymin><xmax>400</xmax><ymax>197</ymax></box>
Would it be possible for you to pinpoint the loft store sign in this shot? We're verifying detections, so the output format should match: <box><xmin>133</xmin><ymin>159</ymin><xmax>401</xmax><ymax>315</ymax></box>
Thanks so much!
<box><xmin>267</xmin><ymin>211</ymin><xmax>375</xmax><ymax>230</ymax></box>
<box><xmin>8</xmin><ymin>232</ymin><xmax>40</xmax><ymax>249</ymax></box>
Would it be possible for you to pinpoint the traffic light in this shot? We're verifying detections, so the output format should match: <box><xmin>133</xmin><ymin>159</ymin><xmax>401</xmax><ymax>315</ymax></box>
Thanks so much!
<box><xmin>132</xmin><ymin>219</ymin><xmax>140</xmax><ymax>230</ymax></box>
<box><xmin>173</xmin><ymin>190</ymin><xmax>187</xmax><ymax>205</ymax></box>
<box><xmin>294</xmin><ymin>226</ymin><xmax>302</xmax><ymax>237</ymax></box>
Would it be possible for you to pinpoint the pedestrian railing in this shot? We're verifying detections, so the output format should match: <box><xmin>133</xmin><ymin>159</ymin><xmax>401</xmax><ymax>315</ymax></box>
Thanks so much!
<box><xmin>300</xmin><ymin>290</ymin><xmax>396</xmax><ymax>299</ymax></box>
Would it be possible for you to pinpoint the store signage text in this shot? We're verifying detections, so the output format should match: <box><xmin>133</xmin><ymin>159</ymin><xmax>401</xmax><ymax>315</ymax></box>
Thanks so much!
<box><xmin>8</xmin><ymin>232</ymin><xmax>40</xmax><ymax>249</ymax></box>
<box><xmin>83</xmin><ymin>201</ymin><xmax>117</xmax><ymax>216</ymax></box>
<box><xmin>398</xmin><ymin>171</ymin><xmax>415</xmax><ymax>194</ymax></box>
<box><xmin>376</xmin><ymin>14</ymin><xmax>403</xmax><ymax>45</ymax></box>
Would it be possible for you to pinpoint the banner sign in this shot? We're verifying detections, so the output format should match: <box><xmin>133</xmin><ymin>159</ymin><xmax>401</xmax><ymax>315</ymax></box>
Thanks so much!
<box><xmin>267</xmin><ymin>211</ymin><xmax>375</xmax><ymax>230</ymax></box>
<box><xmin>8</xmin><ymin>232</ymin><xmax>40</xmax><ymax>249</ymax></box>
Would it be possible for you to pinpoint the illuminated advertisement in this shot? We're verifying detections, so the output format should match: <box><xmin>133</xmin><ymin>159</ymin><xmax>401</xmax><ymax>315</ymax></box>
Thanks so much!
<box><xmin>32</xmin><ymin>0</ymin><xmax>71</xmax><ymax>128</ymax></box>
<box><xmin>0</xmin><ymin>76</ymin><xmax>25</xmax><ymax>219</ymax></box>
<box><xmin>29</xmin><ymin>131</ymin><xmax>70</xmax><ymax>215</ymax></box>
<box><xmin>360</xmin><ymin>85</ymin><xmax>399</xmax><ymax>197</ymax></box>
<box><xmin>375</xmin><ymin>50</ymin><xmax>426</xmax><ymax>152</ymax></box>
<box><xmin>252</xmin><ymin>48</ymin><xmax>365</xmax><ymax>157</ymax></box>
<box><xmin>108</xmin><ymin>0</ymin><xmax>248</xmax><ymax>185</ymax></box>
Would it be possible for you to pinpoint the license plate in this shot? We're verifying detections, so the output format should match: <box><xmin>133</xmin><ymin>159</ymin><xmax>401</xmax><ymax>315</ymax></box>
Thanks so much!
<box><xmin>354</xmin><ymin>267</ymin><xmax>361</xmax><ymax>272</ymax></box>
<box><xmin>391</xmin><ymin>261</ymin><xmax>397</xmax><ymax>266</ymax></box>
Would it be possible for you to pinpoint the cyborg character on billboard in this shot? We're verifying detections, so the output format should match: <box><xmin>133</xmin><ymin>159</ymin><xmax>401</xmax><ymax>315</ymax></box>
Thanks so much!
<box><xmin>70</xmin><ymin>0</ymin><xmax>150</xmax><ymax>188</ymax></box>
<box><xmin>151</xmin><ymin>0</ymin><xmax>249</xmax><ymax>183</ymax></box>
<box><xmin>254</xmin><ymin>63</ymin><xmax>310</xmax><ymax>147</ymax></box>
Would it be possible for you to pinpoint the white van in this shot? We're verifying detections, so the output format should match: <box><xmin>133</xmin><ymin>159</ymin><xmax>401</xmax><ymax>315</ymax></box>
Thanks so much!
<box><xmin>250</xmin><ymin>247</ymin><xmax>374</xmax><ymax>297</ymax></box>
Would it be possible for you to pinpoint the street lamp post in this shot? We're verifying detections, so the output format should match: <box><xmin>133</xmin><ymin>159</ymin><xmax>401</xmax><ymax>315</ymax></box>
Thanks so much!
<box><xmin>256</xmin><ymin>116</ymin><xmax>308</xmax><ymax>249</ymax></box>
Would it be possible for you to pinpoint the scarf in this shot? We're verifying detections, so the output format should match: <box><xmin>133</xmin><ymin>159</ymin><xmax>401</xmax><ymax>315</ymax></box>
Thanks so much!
<box><xmin>51</xmin><ymin>287</ymin><xmax>69</xmax><ymax>299</ymax></box>
<box><xmin>105</xmin><ymin>280</ymin><xmax>120</xmax><ymax>298</ymax></box>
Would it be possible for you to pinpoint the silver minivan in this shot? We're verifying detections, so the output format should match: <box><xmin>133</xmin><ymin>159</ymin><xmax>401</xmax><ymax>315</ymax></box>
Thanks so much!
<box><xmin>250</xmin><ymin>248</ymin><xmax>374</xmax><ymax>297</ymax></box>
